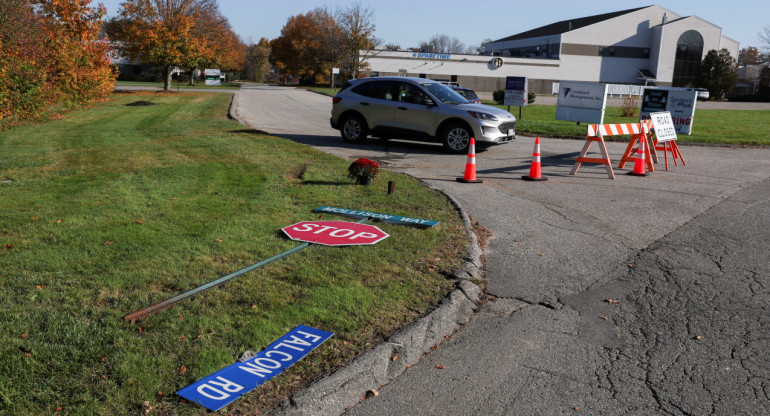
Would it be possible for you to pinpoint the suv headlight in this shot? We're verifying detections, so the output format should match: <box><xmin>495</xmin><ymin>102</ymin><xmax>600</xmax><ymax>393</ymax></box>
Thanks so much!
<box><xmin>467</xmin><ymin>110</ymin><xmax>498</xmax><ymax>121</ymax></box>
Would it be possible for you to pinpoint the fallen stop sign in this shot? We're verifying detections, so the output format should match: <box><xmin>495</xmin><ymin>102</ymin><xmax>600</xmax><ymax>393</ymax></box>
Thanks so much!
<box><xmin>282</xmin><ymin>221</ymin><xmax>389</xmax><ymax>246</ymax></box>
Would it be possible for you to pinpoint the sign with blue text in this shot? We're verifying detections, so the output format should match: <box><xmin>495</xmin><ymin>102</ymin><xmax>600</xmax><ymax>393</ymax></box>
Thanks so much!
<box><xmin>177</xmin><ymin>325</ymin><xmax>333</xmax><ymax>411</ymax></box>
<box><xmin>556</xmin><ymin>81</ymin><xmax>608</xmax><ymax>124</ymax></box>
<box><xmin>313</xmin><ymin>206</ymin><xmax>439</xmax><ymax>228</ymax></box>
<box><xmin>504</xmin><ymin>76</ymin><xmax>528</xmax><ymax>107</ymax></box>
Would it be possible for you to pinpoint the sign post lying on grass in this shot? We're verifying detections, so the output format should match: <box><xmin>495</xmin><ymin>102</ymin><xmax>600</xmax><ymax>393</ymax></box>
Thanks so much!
<box><xmin>178</xmin><ymin>325</ymin><xmax>333</xmax><ymax>411</ymax></box>
<box><xmin>123</xmin><ymin>208</ymin><xmax>437</xmax><ymax>322</ymax></box>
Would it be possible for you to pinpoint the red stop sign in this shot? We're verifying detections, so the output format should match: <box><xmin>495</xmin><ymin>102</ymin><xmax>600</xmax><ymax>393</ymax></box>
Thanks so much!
<box><xmin>282</xmin><ymin>221</ymin><xmax>389</xmax><ymax>246</ymax></box>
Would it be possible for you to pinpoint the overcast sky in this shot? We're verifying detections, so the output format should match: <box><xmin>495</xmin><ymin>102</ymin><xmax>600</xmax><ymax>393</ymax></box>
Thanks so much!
<box><xmin>97</xmin><ymin>0</ymin><xmax>767</xmax><ymax>51</ymax></box>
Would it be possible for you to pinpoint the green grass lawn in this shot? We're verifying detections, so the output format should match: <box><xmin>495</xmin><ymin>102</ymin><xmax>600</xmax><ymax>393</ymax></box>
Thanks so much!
<box><xmin>505</xmin><ymin>103</ymin><xmax>770</xmax><ymax>145</ymax></box>
<box><xmin>0</xmin><ymin>91</ymin><xmax>467</xmax><ymax>415</ymax></box>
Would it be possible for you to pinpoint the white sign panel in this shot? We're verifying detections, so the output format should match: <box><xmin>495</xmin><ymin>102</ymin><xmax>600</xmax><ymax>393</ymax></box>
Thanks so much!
<box><xmin>640</xmin><ymin>88</ymin><xmax>697</xmax><ymax>135</ymax></box>
<box><xmin>649</xmin><ymin>112</ymin><xmax>678</xmax><ymax>143</ymax></box>
<box><xmin>556</xmin><ymin>81</ymin><xmax>608</xmax><ymax>124</ymax></box>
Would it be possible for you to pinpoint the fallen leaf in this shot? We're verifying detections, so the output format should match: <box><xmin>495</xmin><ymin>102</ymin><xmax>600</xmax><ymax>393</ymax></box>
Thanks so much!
<box><xmin>391</xmin><ymin>354</ymin><xmax>398</xmax><ymax>361</ymax></box>
<box><xmin>135</xmin><ymin>220</ymin><xmax>144</xmax><ymax>224</ymax></box>
<box><xmin>4</xmin><ymin>243</ymin><xmax>12</xmax><ymax>249</ymax></box>
<box><xmin>104</xmin><ymin>241</ymin><xmax>114</xmax><ymax>245</ymax></box>
<box><xmin>56</xmin><ymin>220</ymin><xmax>62</xmax><ymax>224</ymax></box>
<box><xmin>179</xmin><ymin>335</ymin><xmax>186</xmax><ymax>341</ymax></box>
<box><xmin>32</xmin><ymin>217</ymin><xmax>38</xmax><ymax>221</ymax></box>
<box><xmin>216</xmin><ymin>239</ymin><xmax>223</xmax><ymax>242</ymax></box>
<box><xmin>599</xmin><ymin>316</ymin><xmax>608</xmax><ymax>320</ymax></box>
<box><xmin>36</xmin><ymin>285</ymin><xmax>45</xmax><ymax>289</ymax></box>
<box><xmin>21</xmin><ymin>334</ymin><xmax>28</xmax><ymax>339</ymax></box>
<box><xmin>19</xmin><ymin>346</ymin><xmax>31</xmax><ymax>354</ymax></box>
<box><xmin>56</xmin><ymin>407</ymin><xmax>63</xmax><ymax>411</ymax></box>
<box><xmin>694</xmin><ymin>335</ymin><xmax>704</xmax><ymax>340</ymax></box>
<box><xmin>250</xmin><ymin>304</ymin><xmax>257</xmax><ymax>309</ymax></box>
<box><xmin>178</xmin><ymin>365</ymin><xmax>187</xmax><ymax>375</ymax></box>
<box><xmin>435</xmin><ymin>365</ymin><xmax>445</xmax><ymax>369</ymax></box>
<box><xmin>605</xmin><ymin>299</ymin><xmax>620</xmax><ymax>304</ymax></box>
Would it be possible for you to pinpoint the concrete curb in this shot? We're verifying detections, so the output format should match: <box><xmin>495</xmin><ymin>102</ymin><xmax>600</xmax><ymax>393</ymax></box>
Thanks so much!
<box><xmin>271</xmin><ymin>193</ymin><xmax>485</xmax><ymax>416</ymax></box>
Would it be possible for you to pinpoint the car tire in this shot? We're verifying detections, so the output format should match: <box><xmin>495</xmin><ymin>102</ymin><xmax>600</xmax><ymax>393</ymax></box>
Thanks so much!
<box><xmin>442</xmin><ymin>123</ymin><xmax>472</xmax><ymax>154</ymax></box>
<box><xmin>340</xmin><ymin>115</ymin><xmax>367</xmax><ymax>142</ymax></box>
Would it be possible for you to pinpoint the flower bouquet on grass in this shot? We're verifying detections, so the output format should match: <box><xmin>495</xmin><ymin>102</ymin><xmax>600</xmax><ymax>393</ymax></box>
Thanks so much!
<box><xmin>348</xmin><ymin>158</ymin><xmax>379</xmax><ymax>185</ymax></box>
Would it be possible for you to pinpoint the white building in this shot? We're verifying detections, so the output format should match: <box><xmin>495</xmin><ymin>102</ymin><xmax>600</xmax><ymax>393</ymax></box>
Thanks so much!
<box><xmin>364</xmin><ymin>5</ymin><xmax>738</xmax><ymax>94</ymax></box>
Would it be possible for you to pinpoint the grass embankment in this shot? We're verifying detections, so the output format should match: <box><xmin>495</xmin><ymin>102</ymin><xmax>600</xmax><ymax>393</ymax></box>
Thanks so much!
<box><xmin>0</xmin><ymin>92</ymin><xmax>467</xmax><ymax>415</ymax></box>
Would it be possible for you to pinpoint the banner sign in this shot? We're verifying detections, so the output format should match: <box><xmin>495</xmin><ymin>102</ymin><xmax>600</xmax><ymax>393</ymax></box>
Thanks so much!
<box><xmin>178</xmin><ymin>325</ymin><xmax>333</xmax><ymax>411</ymax></box>
<box><xmin>649</xmin><ymin>112</ymin><xmax>678</xmax><ymax>143</ymax></box>
<box><xmin>556</xmin><ymin>81</ymin><xmax>608</xmax><ymax>124</ymax></box>
<box><xmin>640</xmin><ymin>88</ymin><xmax>697</xmax><ymax>135</ymax></box>
<box><xmin>313</xmin><ymin>206</ymin><xmax>439</xmax><ymax>228</ymax></box>
<box><xmin>504</xmin><ymin>76</ymin><xmax>528</xmax><ymax>107</ymax></box>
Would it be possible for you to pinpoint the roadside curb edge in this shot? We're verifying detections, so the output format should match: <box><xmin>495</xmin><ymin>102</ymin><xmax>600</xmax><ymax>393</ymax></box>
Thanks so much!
<box><xmin>270</xmin><ymin>192</ymin><xmax>484</xmax><ymax>416</ymax></box>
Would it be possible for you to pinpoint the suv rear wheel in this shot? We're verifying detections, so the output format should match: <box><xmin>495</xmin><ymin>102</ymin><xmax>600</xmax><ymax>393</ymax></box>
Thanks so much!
<box><xmin>442</xmin><ymin>123</ymin><xmax>472</xmax><ymax>154</ymax></box>
<box><xmin>340</xmin><ymin>115</ymin><xmax>367</xmax><ymax>142</ymax></box>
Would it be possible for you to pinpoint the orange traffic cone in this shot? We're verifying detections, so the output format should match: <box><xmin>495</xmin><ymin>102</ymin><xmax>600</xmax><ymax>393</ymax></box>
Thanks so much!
<box><xmin>522</xmin><ymin>137</ymin><xmax>548</xmax><ymax>181</ymax></box>
<box><xmin>627</xmin><ymin>138</ymin><xmax>648</xmax><ymax>176</ymax></box>
<box><xmin>456</xmin><ymin>137</ymin><xmax>483</xmax><ymax>183</ymax></box>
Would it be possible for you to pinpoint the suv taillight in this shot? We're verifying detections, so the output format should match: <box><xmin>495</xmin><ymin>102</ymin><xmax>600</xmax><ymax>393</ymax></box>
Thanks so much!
<box><xmin>332</xmin><ymin>97</ymin><xmax>342</xmax><ymax>104</ymax></box>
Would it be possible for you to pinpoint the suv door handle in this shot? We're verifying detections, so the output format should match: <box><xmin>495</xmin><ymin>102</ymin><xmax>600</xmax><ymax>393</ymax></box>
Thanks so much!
<box><xmin>397</xmin><ymin>107</ymin><xmax>408</xmax><ymax>111</ymax></box>
<box><xmin>360</xmin><ymin>102</ymin><xmax>370</xmax><ymax>106</ymax></box>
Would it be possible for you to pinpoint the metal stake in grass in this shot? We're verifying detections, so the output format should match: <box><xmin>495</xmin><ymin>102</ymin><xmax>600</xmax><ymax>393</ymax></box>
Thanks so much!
<box><xmin>124</xmin><ymin>218</ymin><xmax>372</xmax><ymax>323</ymax></box>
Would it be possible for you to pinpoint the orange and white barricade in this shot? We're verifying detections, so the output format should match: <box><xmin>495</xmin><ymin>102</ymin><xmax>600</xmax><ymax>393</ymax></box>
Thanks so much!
<box><xmin>571</xmin><ymin>122</ymin><xmax>655</xmax><ymax>180</ymax></box>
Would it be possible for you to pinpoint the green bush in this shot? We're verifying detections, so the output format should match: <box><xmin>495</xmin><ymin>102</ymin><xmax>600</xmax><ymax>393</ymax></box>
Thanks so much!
<box><xmin>493</xmin><ymin>89</ymin><xmax>505</xmax><ymax>104</ymax></box>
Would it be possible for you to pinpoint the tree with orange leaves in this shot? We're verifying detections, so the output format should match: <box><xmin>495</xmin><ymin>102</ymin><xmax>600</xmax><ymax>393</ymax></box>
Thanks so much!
<box><xmin>0</xmin><ymin>0</ymin><xmax>115</xmax><ymax>122</ymax></box>
<box><xmin>106</xmin><ymin>0</ymin><xmax>244</xmax><ymax>90</ymax></box>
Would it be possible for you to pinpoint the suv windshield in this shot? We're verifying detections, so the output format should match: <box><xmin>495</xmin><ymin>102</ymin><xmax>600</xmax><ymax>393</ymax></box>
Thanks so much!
<box><xmin>421</xmin><ymin>82</ymin><xmax>468</xmax><ymax>104</ymax></box>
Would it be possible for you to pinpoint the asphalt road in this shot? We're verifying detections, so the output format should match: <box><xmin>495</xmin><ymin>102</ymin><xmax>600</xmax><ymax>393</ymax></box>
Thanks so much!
<box><xmin>232</xmin><ymin>84</ymin><xmax>770</xmax><ymax>415</ymax></box>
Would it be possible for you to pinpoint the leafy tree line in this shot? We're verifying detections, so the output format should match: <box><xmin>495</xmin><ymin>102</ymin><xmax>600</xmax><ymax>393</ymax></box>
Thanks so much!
<box><xmin>0</xmin><ymin>0</ymin><xmax>115</xmax><ymax>122</ymax></box>
<box><xmin>265</xmin><ymin>3</ymin><xmax>377</xmax><ymax>84</ymax></box>
<box><xmin>105</xmin><ymin>0</ymin><xmax>246</xmax><ymax>91</ymax></box>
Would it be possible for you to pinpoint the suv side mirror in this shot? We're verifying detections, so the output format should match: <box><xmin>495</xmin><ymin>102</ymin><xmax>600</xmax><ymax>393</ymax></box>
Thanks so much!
<box><xmin>420</xmin><ymin>97</ymin><xmax>435</xmax><ymax>106</ymax></box>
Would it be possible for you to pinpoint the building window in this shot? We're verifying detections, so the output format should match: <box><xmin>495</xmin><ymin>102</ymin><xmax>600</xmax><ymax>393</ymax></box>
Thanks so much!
<box><xmin>672</xmin><ymin>30</ymin><xmax>703</xmax><ymax>87</ymax></box>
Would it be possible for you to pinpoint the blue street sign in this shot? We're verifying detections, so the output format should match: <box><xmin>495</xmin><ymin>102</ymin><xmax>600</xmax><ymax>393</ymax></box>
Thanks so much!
<box><xmin>177</xmin><ymin>325</ymin><xmax>333</xmax><ymax>411</ymax></box>
<box><xmin>313</xmin><ymin>206</ymin><xmax>440</xmax><ymax>228</ymax></box>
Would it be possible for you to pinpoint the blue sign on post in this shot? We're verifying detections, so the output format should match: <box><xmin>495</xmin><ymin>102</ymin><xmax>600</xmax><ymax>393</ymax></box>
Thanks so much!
<box><xmin>504</xmin><ymin>76</ymin><xmax>528</xmax><ymax>107</ymax></box>
<box><xmin>178</xmin><ymin>325</ymin><xmax>333</xmax><ymax>411</ymax></box>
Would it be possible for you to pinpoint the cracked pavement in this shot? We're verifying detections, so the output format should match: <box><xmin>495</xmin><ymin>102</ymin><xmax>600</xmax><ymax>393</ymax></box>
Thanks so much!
<box><xmin>232</xmin><ymin>85</ymin><xmax>770</xmax><ymax>415</ymax></box>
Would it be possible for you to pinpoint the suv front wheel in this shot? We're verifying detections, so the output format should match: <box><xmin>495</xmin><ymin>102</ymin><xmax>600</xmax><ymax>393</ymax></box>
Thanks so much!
<box><xmin>442</xmin><ymin>123</ymin><xmax>472</xmax><ymax>154</ymax></box>
<box><xmin>340</xmin><ymin>115</ymin><xmax>367</xmax><ymax>142</ymax></box>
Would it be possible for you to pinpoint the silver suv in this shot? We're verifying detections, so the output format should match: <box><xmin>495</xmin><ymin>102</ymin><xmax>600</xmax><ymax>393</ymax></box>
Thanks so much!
<box><xmin>330</xmin><ymin>77</ymin><xmax>516</xmax><ymax>153</ymax></box>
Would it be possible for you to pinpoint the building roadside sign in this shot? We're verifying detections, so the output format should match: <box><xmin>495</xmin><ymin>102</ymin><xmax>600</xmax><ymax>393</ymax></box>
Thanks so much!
<box><xmin>640</xmin><ymin>88</ymin><xmax>697</xmax><ymax>135</ymax></box>
<box><xmin>504</xmin><ymin>76</ymin><xmax>528</xmax><ymax>107</ymax></box>
<box><xmin>555</xmin><ymin>81</ymin><xmax>608</xmax><ymax>124</ymax></box>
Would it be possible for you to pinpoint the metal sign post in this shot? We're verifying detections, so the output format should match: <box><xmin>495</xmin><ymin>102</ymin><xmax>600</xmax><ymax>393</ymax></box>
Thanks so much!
<box><xmin>124</xmin><ymin>208</ymin><xmax>437</xmax><ymax>322</ymax></box>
